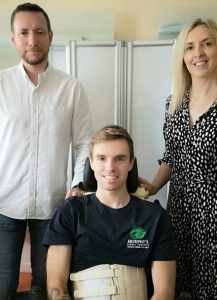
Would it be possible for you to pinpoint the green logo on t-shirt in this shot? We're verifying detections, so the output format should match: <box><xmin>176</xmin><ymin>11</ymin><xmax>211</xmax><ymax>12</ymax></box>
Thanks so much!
<box><xmin>129</xmin><ymin>226</ymin><xmax>146</xmax><ymax>239</ymax></box>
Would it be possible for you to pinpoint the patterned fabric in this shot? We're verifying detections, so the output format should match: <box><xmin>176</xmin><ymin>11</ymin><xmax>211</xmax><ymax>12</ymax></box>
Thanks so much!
<box><xmin>162</xmin><ymin>93</ymin><xmax>217</xmax><ymax>299</ymax></box>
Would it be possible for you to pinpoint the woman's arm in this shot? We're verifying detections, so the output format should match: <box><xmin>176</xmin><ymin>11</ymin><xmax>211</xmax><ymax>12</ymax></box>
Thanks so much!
<box><xmin>47</xmin><ymin>245</ymin><xmax>72</xmax><ymax>300</ymax></box>
<box><xmin>150</xmin><ymin>260</ymin><xmax>176</xmax><ymax>300</ymax></box>
<box><xmin>139</xmin><ymin>162</ymin><xmax>172</xmax><ymax>195</ymax></box>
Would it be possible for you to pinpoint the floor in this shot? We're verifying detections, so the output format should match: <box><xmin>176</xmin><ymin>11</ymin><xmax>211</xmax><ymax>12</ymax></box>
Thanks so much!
<box><xmin>17</xmin><ymin>272</ymin><xmax>31</xmax><ymax>292</ymax></box>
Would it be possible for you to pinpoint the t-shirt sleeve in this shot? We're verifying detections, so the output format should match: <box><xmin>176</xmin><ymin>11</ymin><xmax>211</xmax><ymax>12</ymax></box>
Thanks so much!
<box><xmin>150</xmin><ymin>207</ymin><xmax>176</xmax><ymax>261</ymax></box>
<box><xmin>42</xmin><ymin>200</ymin><xmax>75</xmax><ymax>247</ymax></box>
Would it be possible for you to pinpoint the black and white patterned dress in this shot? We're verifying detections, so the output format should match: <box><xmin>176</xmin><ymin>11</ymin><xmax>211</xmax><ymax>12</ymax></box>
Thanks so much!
<box><xmin>162</xmin><ymin>93</ymin><xmax>217</xmax><ymax>299</ymax></box>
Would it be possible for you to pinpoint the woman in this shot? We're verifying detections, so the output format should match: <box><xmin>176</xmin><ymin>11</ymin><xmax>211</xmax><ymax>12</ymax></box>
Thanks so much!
<box><xmin>142</xmin><ymin>18</ymin><xmax>217</xmax><ymax>299</ymax></box>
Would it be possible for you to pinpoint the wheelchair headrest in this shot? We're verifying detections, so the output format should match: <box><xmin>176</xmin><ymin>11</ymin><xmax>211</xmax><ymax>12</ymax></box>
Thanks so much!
<box><xmin>83</xmin><ymin>157</ymin><xmax>139</xmax><ymax>193</ymax></box>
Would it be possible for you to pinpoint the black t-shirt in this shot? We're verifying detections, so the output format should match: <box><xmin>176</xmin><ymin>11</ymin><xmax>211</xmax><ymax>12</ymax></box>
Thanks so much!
<box><xmin>43</xmin><ymin>194</ymin><xmax>175</xmax><ymax>272</ymax></box>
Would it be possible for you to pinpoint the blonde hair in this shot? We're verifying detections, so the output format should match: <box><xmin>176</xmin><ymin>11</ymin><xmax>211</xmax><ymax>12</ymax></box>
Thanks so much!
<box><xmin>89</xmin><ymin>125</ymin><xmax>134</xmax><ymax>161</ymax></box>
<box><xmin>169</xmin><ymin>18</ymin><xmax>217</xmax><ymax>114</ymax></box>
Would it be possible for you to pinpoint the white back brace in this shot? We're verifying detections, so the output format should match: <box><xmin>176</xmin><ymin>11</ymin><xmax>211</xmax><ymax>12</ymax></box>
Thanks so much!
<box><xmin>70</xmin><ymin>264</ymin><xmax>148</xmax><ymax>300</ymax></box>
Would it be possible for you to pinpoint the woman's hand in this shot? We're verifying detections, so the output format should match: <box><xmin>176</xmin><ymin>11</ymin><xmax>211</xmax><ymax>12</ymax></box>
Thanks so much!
<box><xmin>139</xmin><ymin>177</ymin><xmax>158</xmax><ymax>196</ymax></box>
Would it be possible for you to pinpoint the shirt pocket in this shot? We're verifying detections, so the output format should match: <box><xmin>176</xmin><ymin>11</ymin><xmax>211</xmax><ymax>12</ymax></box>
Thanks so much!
<box><xmin>41</xmin><ymin>104</ymin><xmax>71</xmax><ymax>135</ymax></box>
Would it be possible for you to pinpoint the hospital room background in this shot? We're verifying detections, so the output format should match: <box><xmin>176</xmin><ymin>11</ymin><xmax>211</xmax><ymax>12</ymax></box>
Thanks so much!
<box><xmin>0</xmin><ymin>0</ymin><xmax>215</xmax><ymax>284</ymax></box>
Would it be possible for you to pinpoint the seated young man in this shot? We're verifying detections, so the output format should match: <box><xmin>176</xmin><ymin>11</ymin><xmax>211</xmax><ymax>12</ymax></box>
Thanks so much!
<box><xmin>43</xmin><ymin>125</ymin><xmax>176</xmax><ymax>300</ymax></box>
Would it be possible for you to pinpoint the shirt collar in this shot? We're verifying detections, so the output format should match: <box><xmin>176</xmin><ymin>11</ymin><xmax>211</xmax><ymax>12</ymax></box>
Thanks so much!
<box><xmin>18</xmin><ymin>62</ymin><xmax>29</xmax><ymax>83</ymax></box>
<box><xmin>18</xmin><ymin>61</ymin><xmax>52</xmax><ymax>85</ymax></box>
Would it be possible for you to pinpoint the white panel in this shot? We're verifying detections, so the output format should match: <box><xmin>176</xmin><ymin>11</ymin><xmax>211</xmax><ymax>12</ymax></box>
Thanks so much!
<box><xmin>48</xmin><ymin>41</ymin><xmax>174</xmax><ymax>207</ymax></box>
<box><xmin>75</xmin><ymin>43</ymin><xmax>117</xmax><ymax>131</ymax></box>
<box><xmin>130</xmin><ymin>42</ymin><xmax>173</xmax><ymax>208</ymax></box>
<box><xmin>49</xmin><ymin>42</ymin><xmax>120</xmax><ymax>187</ymax></box>
<box><xmin>49</xmin><ymin>45</ymin><xmax>66</xmax><ymax>72</ymax></box>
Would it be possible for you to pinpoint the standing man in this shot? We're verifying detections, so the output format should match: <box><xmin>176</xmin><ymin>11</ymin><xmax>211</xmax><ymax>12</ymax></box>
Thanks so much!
<box><xmin>43</xmin><ymin>125</ymin><xmax>176</xmax><ymax>300</ymax></box>
<box><xmin>0</xmin><ymin>3</ymin><xmax>92</xmax><ymax>299</ymax></box>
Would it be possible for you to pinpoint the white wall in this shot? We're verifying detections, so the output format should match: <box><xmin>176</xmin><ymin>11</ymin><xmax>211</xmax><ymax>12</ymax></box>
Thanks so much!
<box><xmin>1</xmin><ymin>0</ymin><xmax>217</xmax><ymax>68</ymax></box>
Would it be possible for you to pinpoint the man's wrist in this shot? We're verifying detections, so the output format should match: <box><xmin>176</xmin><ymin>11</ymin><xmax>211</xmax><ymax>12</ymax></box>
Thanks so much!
<box><xmin>47</xmin><ymin>287</ymin><xmax>71</xmax><ymax>299</ymax></box>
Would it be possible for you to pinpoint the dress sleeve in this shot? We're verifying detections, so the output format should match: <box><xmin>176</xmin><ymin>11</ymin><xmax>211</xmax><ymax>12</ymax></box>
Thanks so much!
<box><xmin>160</xmin><ymin>95</ymin><xmax>173</xmax><ymax>167</ymax></box>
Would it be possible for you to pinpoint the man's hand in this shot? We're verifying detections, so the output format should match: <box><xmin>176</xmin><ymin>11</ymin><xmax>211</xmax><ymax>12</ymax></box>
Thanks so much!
<box><xmin>65</xmin><ymin>182</ymin><xmax>86</xmax><ymax>198</ymax></box>
<box><xmin>65</xmin><ymin>187</ymin><xmax>85</xmax><ymax>198</ymax></box>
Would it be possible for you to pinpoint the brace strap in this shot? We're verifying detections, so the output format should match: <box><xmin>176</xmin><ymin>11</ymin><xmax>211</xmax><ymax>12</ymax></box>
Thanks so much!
<box><xmin>74</xmin><ymin>286</ymin><xmax>117</xmax><ymax>298</ymax></box>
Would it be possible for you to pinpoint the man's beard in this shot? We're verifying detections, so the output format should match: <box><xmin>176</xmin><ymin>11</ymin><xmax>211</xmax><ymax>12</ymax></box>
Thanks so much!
<box><xmin>22</xmin><ymin>50</ymin><xmax>49</xmax><ymax>66</ymax></box>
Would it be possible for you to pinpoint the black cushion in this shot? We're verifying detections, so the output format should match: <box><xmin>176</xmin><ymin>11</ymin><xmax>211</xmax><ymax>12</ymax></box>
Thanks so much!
<box><xmin>83</xmin><ymin>157</ymin><xmax>138</xmax><ymax>193</ymax></box>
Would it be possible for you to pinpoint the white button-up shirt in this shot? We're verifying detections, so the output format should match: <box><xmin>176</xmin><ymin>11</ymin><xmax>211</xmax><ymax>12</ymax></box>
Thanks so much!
<box><xmin>0</xmin><ymin>63</ymin><xmax>93</xmax><ymax>219</ymax></box>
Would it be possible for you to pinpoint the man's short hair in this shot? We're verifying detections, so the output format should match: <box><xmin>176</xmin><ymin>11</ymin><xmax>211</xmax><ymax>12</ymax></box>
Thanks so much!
<box><xmin>10</xmin><ymin>2</ymin><xmax>52</xmax><ymax>32</ymax></box>
<box><xmin>89</xmin><ymin>124</ymin><xmax>134</xmax><ymax>161</ymax></box>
